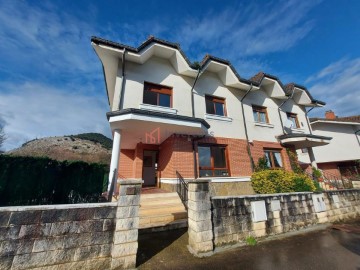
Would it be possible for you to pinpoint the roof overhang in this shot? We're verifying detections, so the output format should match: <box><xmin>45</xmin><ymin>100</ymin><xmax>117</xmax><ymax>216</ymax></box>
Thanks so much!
<box><xmin>107</xmin><ymin>109</ymin><xmax>210</xmax><ymax>148</ymax></box>
<box><xmin>277</xmin><ymin>133</ymin><xmax>332</xmax><ymax>149</ymax></box>
<box><xmin>311</xmin><ymin>120</ymin><xmax>360</xmax><ymax>126</ymax></box>
<box><xmin>261</xmin><ymin>77</ymin><xmax>287</xmax><ymax>99</ymax></box>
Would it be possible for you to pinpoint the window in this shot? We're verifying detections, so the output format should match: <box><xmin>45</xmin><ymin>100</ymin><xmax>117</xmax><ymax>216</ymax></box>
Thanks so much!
<box><xmin>286</xmin><ymin>112</ymin><xmax>300</xmax><ymax>128</ymax></box>
<box><xmin>198</xmin><ymin>145</ymin><xmax>229</xmax><ymax>177</ymax></box>
<box><xmin>143</xmin><ymin>82</ymin><xmax>172</xmax><ymax>107</ymax></box>
<box><xmin>264</xmin><ymin>149</ymin><xmax>283</xmax><ymax>169</ymax></box>
<box><xmin>252</xmin><ymin>105</ymin><xmax>268</xmax><ymax>123</ymax></box>
<box><xmin>205</xmin><ymin>95</ymin><xmax>226</xmax><ymax>116</ymax></box>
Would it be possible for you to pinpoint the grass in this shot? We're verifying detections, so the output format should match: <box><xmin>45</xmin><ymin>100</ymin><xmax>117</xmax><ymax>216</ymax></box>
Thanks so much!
<box><xmin>246</xmin><ymin>236</ymin><xmax>257</xmax><ymax>246</ymax></box>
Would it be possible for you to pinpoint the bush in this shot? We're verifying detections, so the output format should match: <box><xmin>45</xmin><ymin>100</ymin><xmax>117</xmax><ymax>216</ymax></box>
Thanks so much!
<box><xmin>251</xmin><ymin>169</ymin><xmax>316</xmax><ymax>194</ymax></box>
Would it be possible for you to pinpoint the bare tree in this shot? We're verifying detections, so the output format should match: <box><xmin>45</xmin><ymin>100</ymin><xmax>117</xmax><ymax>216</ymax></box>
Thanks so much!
<box><xmin>0</xmin><ymin>126</ymin><xmax>5</xmax><ymax>152</ymax></box>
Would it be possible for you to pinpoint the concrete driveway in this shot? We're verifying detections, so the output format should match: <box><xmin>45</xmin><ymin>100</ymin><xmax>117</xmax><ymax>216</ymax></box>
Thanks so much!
<box><xmin>137</xmin><ymin>220</ymin><xmax>360</xmax><ymax>270</ymax></box>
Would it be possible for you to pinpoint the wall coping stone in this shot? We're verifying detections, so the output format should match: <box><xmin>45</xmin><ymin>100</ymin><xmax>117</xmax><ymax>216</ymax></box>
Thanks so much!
<box><xmin>118</xmin><ymin>179</ymin><xmax>144</xmax><ymax>185</ymax></box>
<box><xmin>322</xmin><ymin>189</ymin><xmax>360</xmax><ymax>193</ymax></box>
<box><xmin>0</xmin><ymin>202</ymin><xmax>117</xmax><ymax>212</ymax></box>
<box><xmin>212</xmin><ymin>192</ymin><xmax>313</xmax><ymax>200</ymax></box>
<box><xmin>188</xmin><ymin>179</ymin><xmax>211</xmax><ymax>184</ymax></box>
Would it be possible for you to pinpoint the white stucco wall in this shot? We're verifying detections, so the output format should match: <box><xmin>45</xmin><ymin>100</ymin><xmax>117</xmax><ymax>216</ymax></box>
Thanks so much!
<box><xmin>111</xmin><ymin>54</ymin><xmax>313</xmax><ymax>143</ymax></box>
<box><xmin>298</xmin><ymin>122</ymin><xmax>360</xmax><ymax>164</ymax></box>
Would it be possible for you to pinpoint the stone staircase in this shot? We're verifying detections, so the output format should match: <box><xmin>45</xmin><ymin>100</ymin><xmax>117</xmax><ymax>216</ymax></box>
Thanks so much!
<box><xmin>139</xmin><ymin>192</ymin><xmax>188</xmax><ymax>232</ymax></box>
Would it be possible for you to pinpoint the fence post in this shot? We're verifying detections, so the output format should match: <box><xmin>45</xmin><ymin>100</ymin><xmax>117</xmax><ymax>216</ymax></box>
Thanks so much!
<box><xmin>187</xmin><ymin>179</ymin><xmax>213</xmax><ymax>256</ymax></box>
<box><xmin>111</xmin><ymin>179</ymin><xmax>142</xmax><ymax>269</ymax></box>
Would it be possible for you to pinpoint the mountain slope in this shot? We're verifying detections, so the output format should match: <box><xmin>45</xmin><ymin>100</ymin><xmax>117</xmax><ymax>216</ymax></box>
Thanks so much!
<box><xmin>6</xmin><ymin>133</ymin><xmax>112</xmax><ymax>164</ymax></box>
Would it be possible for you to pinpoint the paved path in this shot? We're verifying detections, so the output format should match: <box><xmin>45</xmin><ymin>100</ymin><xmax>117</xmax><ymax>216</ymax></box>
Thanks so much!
<box><xmin>137</xmin><ymin>221</ymin><xmax>360</xmax><ymax>270</ymax></box>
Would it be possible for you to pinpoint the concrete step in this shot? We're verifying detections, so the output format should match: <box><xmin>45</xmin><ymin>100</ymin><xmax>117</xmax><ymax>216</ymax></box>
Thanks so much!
<box><xmin>139</xmin><ymin>191</ymin><xmax>187</xmax><ymax>230</ymax></box>
<box><xmin>139</xmin><ymin>219</ymin><xmax>188</xmax><ymax>233</ymax></box>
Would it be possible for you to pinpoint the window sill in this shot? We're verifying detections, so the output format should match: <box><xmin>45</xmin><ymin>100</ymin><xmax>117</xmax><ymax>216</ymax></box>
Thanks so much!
<box><xmin>139</xmin><ymin>103</ymin><xmax>177</xmax><ymax>114</ymax></box>
<box><xmin>205</xmin><ymin>114</ymin><xmax>233</xmax><ymax>122</ymax></box>
<box><xmin>254</xmin><ymin>122</ymin><xmax>274</xmax><ymax>128</ymax></box>
<box><xmin>291</xmin><ymin>128</ymin><xmax>305</xmax><ymax>133</ymax></box>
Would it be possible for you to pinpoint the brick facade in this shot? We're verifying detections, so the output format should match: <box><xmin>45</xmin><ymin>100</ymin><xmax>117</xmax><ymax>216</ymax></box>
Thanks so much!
<box><xmin>318</xmin><ymin>162</ymin><xmax>342</xmax><ymax>178</ymax></box>
<box><xmin>118</xmin><ymin>134</ymin><xmax>294</xmax><ymax>181</ymax></box>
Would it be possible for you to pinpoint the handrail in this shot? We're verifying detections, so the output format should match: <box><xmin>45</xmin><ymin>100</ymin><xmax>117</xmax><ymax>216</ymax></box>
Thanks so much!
<box><xmin>176</xmin><ymin>171</ymin><xmax>188</xmax><ymax>209</ymax></box>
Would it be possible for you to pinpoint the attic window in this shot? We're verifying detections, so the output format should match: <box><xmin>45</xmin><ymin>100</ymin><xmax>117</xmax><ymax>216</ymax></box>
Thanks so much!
<box><xmin>143</xmin><ymin>82</ymin><xmax>172</xmax><ymax>108</ymax></box>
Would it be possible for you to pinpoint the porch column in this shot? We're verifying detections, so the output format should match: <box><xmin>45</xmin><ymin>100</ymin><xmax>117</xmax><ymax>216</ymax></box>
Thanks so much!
<box><xmin>307</xmin><ymin>147</ymin><xmax>318</xmax><ymax>168</ymax></box>
<box><xmin>108</xmin><ymin>129</ymin><xmax>121</xmax><ymax>191</ymax></box>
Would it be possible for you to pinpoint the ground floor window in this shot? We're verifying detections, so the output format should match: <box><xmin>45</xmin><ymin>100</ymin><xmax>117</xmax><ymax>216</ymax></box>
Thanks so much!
<box><xmin>198</xmin><ymin>145</ymin><xmax>229</xmax><ymax>177</ymax></box>
<box><xmin>264</xmin><ymin>149</ymin><xmax>283</xmax><ymax>168</ymax></box>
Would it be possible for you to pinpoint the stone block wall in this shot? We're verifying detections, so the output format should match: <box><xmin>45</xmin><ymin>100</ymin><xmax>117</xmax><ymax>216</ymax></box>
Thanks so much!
<box><xmin>0</xmin><ymin>179</ymin><xmax>142</xmax><ymax>270</ymax></box>
<box><xmin>0</xmin><ymin>203</ymin><xmax>117</xmax><ymax>270</ymax></box>
<box><xmin>187</xmin><ymin>179</ymin><xmax>360</xmax><ymax>254</ymax></box>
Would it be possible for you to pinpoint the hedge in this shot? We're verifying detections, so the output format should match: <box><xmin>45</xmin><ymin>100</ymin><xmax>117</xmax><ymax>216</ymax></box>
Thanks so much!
<box><xmin>251</xmin><ymin>169</ymin><xmax>316</xmax><ymax>194</ymax></box>
<box><xmin>0</xmin><ymin>155</ymin><xmax>109</xmax><ymax>206</ymax></box>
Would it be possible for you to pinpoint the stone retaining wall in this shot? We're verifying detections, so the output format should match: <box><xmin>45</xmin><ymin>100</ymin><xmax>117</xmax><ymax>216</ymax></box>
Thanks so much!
<box><xmin>187</xmin><ymin>179</ymin><xmax>360</xmax><ymax>256</ymax></box>
<box><xmin>0</xmin><ymin>179</ymin><xmax>143</xmax><ymax>270</ymax></box>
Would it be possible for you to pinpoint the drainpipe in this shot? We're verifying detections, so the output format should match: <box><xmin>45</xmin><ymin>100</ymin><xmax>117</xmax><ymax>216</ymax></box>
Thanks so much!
<box><xmin>118</xmin><ymin>49</ymin><xmax>127</xmax><ymax>110</ymax></box>
<box><xmin>191</xmin><ymin>67</ymin><xmax>202</xmax><ymax>118</ymax></box>
<box><xmin>305</xmin><ymin>106</ymin><xmax>316</xmax><ymax>135</ymax></box>
<box><xmin>278</xmin><ymin>88</ymin><xmax>295</xmax><ymax>134</ymax></box>
<box><xmin>240</xmin><ymin>83</ymin><xmax>255</xmax><ymax>172</ymax></box>
<box><xmin>355</xmin><ymin>129</ymin><xmax>360</xmax><ymax>147</ymax></box>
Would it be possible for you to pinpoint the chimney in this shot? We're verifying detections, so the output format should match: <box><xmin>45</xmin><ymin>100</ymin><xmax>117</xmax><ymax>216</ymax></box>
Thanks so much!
<box><xmin>325</xmin><ymin>110</ymin><xmax>336</xmax><ymax>120</ymax></box>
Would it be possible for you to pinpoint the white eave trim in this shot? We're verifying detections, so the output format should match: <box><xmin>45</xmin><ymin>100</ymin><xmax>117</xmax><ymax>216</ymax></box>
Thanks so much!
<box><xmin>311</xmin><ymin>120</ymin><xmax>360</xmax><ymax>126</ymax></box>
<box><xmin>108</xmin><ymin>113</ymin><xmax>205</xmax><ymax>129</ymax></box>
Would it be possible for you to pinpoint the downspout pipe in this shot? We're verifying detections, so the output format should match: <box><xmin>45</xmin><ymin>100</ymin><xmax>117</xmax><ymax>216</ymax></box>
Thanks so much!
<box><xmin>278</xmin><ymin>88</ymin><xmax>295</xmax><ymax>134</ymax></box>
<box><xmin>355</xmin><ymin>129</ymin><xmax>360</xmax><ymax>147</ymax></box>
<box><xmin>118</xmin><ymin>49</ymin><xmax>127</xmax><ymax>110</ymax></box>
<box><xmin>305</xmin><ymin>106</ymin><xmax>316</xmax><ymax>135</ymax></box>
<box><xmin>240</xmin><ymin>83</ymin><xmax>255</xmax><ymax>172</ymax></box>
<box><xmin>191</xmin><ymin>68</ymin><xmax>202</xmax><ymax>118</ymax></box>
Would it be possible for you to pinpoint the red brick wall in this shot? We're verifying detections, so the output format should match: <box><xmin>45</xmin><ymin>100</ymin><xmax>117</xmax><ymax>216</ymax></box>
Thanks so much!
<box><xmin>318</xmin><ymin>162</ymin><xmax>342</xmax><ymax>178</ymax></box>
<box><xmin>250</xmin><ymin>140</ymin><xmax>292</xmax><ymax>171</ymax></box>
<box><xmin>118</xmin><ymin>149</ymin><xmax>134</xmax><ymax>178</ymax></box>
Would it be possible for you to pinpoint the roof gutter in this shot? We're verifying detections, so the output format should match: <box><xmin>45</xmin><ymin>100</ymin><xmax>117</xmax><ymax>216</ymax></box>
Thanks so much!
<box><xmin>118</xmin><ymin>49</ymin><xmax>127</xmax><ymax>110</ymax></box>
<box><xmin>240</xmin><ymin>83</ymin><xmax>255</xmax><ymax>172</ymax></box>
<box><xmin>278</xmin><ymin>88</ymin><xmax>295</xmax><ymax>134</ymax></box>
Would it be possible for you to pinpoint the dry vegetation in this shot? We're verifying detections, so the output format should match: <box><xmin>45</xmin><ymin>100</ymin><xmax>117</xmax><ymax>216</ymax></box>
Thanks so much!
<box><xmin>6</xmin><ymin>135</ymin><xmax>111</xmax><ymax>165</ymax></box>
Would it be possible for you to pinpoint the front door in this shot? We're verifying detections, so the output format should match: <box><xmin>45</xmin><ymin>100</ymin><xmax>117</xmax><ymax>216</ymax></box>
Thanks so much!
<box><xmin>143</xmin><ymin>150</ymin><xmax>157</xmax><ymax>186</ymax></box>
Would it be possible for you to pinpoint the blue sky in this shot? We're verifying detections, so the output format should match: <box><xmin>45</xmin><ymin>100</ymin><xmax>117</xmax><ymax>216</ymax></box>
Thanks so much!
<box><xmin>0</xmin><ymin>0</ymin><xmax>359</xmax><ymax>150</ymax></box>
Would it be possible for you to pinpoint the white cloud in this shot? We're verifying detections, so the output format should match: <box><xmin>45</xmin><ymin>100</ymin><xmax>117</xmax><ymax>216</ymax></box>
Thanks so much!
<box><xmin>307</xmin><ymin>58</ymin><xmax>360</xmax><ymax>117</ymax></box>
<box><xmin>0</xmin><ymin>82</ymin><xmax>111</xmax><ymax>151</ymax></box>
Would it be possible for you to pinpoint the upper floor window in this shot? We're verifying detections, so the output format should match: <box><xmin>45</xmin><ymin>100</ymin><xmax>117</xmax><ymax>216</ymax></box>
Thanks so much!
<box><xmin>252</xmin><ymin>105</ymin><xmax>268</xmax><ymax>123</ymax></box>
<box><xmin>286</xmin><ymin>112</ymin><xmax>300</xmax><ymax>128</ymax></box>
<box><xmin>143</xmin><ymin>82</ymin><xmax>172</xmax><ymax>108</ymax></box>
<box><xmin>198</xmin><ymin>145</ymin><xmax>229</xmax><ymax>177</ymax></box>
<box><xmin>264</xmin><ymin>149</ymin><xmax>283</xmax><ymax>169</ymax></box>
<box><xmin>205</xmin><ymin>95</ymin><xmax>226</xmax><ymax>116</ymax></box>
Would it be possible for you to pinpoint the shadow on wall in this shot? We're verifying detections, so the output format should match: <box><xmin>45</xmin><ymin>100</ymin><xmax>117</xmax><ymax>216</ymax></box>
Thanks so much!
<box><xmin>136</xmin><ymin>228</ymin><xmax>187</xmax><ymax>267</ymax></box>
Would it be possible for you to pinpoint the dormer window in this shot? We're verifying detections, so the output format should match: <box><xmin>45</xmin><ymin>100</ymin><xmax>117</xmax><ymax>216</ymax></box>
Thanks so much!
<box><xmin>286</xmin><ymin>112</ymin><xmax>300</xmax><ymax>128</ymax></box>
<box><xmin>252</xmin><ymin>105</ymin><xmax>268</xmax><ymax>123</ymax></box>
<box><xmin>205</xmin><ymin>95</ymin><xmax>226</xmax><ymax>116</ymax></box>
<box><xmin>143</xmin><ymin>82</ymin><xmax>172</xmax><ymax>108</ymax></box>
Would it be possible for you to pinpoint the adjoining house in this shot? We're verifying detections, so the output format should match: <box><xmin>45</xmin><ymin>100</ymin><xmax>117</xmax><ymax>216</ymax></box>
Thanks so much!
<box><xmin>298</xmin><ymin>110</ymin><xmax>360</xmax><ymax>183</ymax></box>
<box><xmin>91</xmin><ymin>36</ymin><xmax>331</xmax><ymax>196</ymax></box>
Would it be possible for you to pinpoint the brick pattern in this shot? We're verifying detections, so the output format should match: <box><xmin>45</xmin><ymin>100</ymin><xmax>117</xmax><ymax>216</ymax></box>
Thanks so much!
<box><xmin>117</xmin><ymin>135</ymin><xmax>296</xmax><ymax>181</ymax></box>
<box><xmin>250</xmin><ymin>140</ymin><xmax>292</xmax><ymax>171</ymax></box>
<box><xmin>318</xmin><ymin>162</ymin><xmax>342</xmax><ymax>178</ymax></box>
<box><xmin>118</xmin><ymin>150</ymin><xmax>135</xmax><ymax>179</ymax></box>
<box><xmin>0</xmin><ymin>204</ymin><xmax>117</xmax><ymax>270</ymax></box>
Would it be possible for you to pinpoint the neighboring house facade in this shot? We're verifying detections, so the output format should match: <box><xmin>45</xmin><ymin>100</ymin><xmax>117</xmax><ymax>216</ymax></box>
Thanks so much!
<box><xmin>298</xmin><ymin>110</ymin><xmax>360</xmax><ymax>179</ymax></box>
<box><xmin>91</xmin><ymin>36</ymin><xmax>331</xmax><ymax>195</ymax></box>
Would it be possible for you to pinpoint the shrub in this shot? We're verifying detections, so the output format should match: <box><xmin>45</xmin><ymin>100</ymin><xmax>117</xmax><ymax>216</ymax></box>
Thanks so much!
<box><xmin>251</xmin><ymin>169</ymin><xmax>316</xmax><ymax>194</ymax></box>
<box><xmin>254</xmin><ymin>157</ymin><xmax>269</xmax><ymax>172</ymax></box>
<box><xmin>246</xmin><ymin>236</ymin><xmax>257</xmax><ymax>246</ymax></box>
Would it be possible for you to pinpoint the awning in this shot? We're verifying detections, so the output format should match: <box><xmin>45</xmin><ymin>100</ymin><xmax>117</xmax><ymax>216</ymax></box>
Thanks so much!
<box><xmin>107</xmin><ymin>108</ymin><xmax>210</xmax><ymax>148</ymax></box>
<box><xmin>277</xmin><ymin>133</ymin><xmax>332</xmax><ymax>149</ymax></box>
